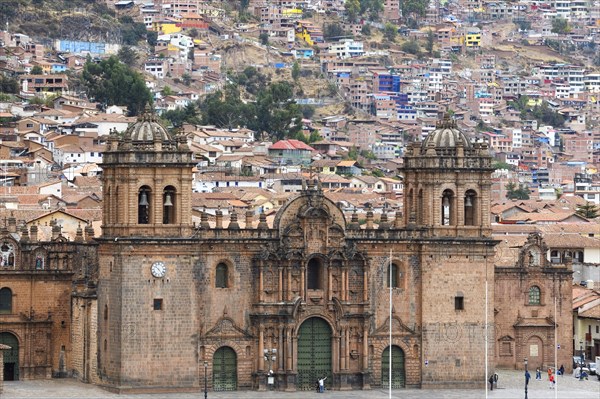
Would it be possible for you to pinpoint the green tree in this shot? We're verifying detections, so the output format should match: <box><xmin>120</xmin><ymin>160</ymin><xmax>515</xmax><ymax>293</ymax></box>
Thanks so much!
<box><xmin>292</xmin><ymin>61</ymin><xmax>300</xmax><ymax>81</ymax></box>
<box><xmin>492</xmin><ymin>161</ymin><xmax>512</xmax><ymax>170</ymax></box>
<box><xmin>345</xmin><ymin>0</ymin><xmax>361</xmax><ymax>22</ymax></box>
<box><xmin>360</xmin><ymin>0</ymin><xmax>384</xmax><ymax>20</ymax></box>
<box><xmin>551</xmin><ymin>17</ymin><xmax>570</xmax><ymax>34</ymax></box>
<box><xmin>505</xmin><ymin>182</ymin><xmax>530</xmax><ymax>200</ymax></box>
<box><xmin>0</xmin><ymin>75</ymin><xmax>19</xmax><ymax>93</ymax></box>
<box><xmin>31</xmin><ymin>65</ymin><xmax>44</xmax><ymax>75</ymax></box>
<box><xmin>401</xmin><ymin>40</ymin><xmax>420</xmax><ymax>54</ymax></box>
<box><xmin>575</xmin><ymin>202</ymin><xmax>599</xmax><ymax>219</ymax></box>
<box><xmin>383</xmin><ymin>22</ymin><xmax>397</xmax><ymax>42</ymax></box>
<box><xmin>181</xmin><ymin>73</ymin><xmax>192</xmax><ymax>86</ymax></box>
<box><xmin>425</xmin><ymin>29</ymin><xmax>435</xmax><ymax>55</ymax></box>
<box><xmin>117</xmin><ymin>46</ymin><xmax>139</xmax><ymax>67</ymax></box>
<box><xmin>361</xmin><ymin>24</ymin><xmax>371</xmax><ymax>36</ymax></box>
<box><xmin>82</xmin><ymin>56</ymin><xmax>152</xmax><ymax>116</ymax></box>
<box><xmin>259</xmin><ymin>32</ymin><xmax>269</xmax><ymax>45</ymax></box>
<box><xmin>401</xmin><ymin>0</ymin><xmax>429</xmax><ymax>20</ymax></box>
<box><xmin>147</xmin><ymin>31</ymin><xmax>158</xmax><ymax>47</ymax></box>
<box><xmin>323</xmin><ymin>23</ymin><xmax>349</xmax><ymax>41</ymax></box>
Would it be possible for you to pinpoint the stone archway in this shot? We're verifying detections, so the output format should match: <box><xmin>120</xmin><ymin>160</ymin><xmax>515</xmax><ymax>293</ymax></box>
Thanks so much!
<box><xmin>212</xmin><ymin>346</ymin><xmax>237</xmax><ymax>391</ymax></box>
<box><xmin>297</xmin><ymin>317</ymin><xmax>332</xmax><ymax>391</ymax></box>
<box><xmin>526</xmin><ymin>335</ymin><xmax>544</xmax><ymax>370</ymax></box>
<box><xmin>0</xmin><ymin>332</ymin><xmax>19</xmax><ymax>381</ymax></box>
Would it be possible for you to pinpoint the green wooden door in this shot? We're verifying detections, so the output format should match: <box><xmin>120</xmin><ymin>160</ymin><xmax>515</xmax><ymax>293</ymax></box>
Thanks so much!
<box><xmin>381</xmin><ymin>345</ymin><xmax>405</xmax><ymax>388</ymax></box>
<box><xmin>297</xmin><ymin>317</ymin><xmax>332</xmax><ymax>391</ymax></box>
<box><xmin>0</xmin><ymin>332</ymin><xmax>19</xmax><ymax>381</ymax></box>
<box><xmin>213</xmin><ymin>346</ymin><xmax>237</xmax><ymax>391</ymax></box>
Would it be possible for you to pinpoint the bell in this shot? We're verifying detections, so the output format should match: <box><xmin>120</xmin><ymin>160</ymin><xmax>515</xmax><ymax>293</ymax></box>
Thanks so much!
<box><xmin>164</xmin><ymin>193</ymin><xmax>173</xmax><ymax>207</ymax></box>
<box><xmin>465</xmin><ymin>195</ymin><xmax>473</xmax><ymax>207</ymax></box>
<box><xmin>139</xmin><ymin>191</ymin><xmax>149</xmax><ymax>206</ymax></box>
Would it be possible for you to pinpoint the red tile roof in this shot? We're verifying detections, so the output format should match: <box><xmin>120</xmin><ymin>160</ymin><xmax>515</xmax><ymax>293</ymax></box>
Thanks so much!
<box><xmin>269</xmin><ymin>139</ymin><xmax>314</xmax><ymax>151</ymax></box>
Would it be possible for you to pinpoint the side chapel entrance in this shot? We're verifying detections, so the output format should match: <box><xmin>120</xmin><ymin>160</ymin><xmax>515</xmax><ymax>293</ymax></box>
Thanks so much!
<box><xmin>0</xmin><ymin>332</ymin><xmax>19</xmax><ymax>381</ymax></box>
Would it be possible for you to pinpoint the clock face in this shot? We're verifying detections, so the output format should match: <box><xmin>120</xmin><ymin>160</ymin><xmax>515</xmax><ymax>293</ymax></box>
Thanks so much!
<box><xmin>151</xmin><ymin>261</ymin><xmax>166</xmax><ymax>278</ymax></box>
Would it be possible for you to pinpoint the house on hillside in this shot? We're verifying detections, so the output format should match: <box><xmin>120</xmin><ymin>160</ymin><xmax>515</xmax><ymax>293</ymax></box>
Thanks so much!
<box><xmin>268</xmin><ymin>139</ymin><xmax>314</xmax><ymax>166</ymax></box>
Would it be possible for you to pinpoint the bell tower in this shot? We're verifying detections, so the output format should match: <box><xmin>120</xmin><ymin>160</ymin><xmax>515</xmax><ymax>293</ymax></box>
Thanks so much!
<box><xmin>402</xmin><ymin>115</ymin><xmax>494</xmax><ymax>238</ymax></box>
<box><xmin>101</xmin><ymin>111</ymin><xmax>195</xmax><ymax>238</ymax></box>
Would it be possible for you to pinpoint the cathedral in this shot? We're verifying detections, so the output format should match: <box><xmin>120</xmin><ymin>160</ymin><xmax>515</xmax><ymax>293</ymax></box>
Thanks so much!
<box><xmin>0</xmin><ymin>113</ymin><xmax>573</xmax><ymax>392</ymax></box>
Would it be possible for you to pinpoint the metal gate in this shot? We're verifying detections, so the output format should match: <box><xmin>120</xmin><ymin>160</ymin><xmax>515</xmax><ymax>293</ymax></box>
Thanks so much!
<box><xmin>381</xmin><ymin>345</ymin><xmax>405</xmax><ymax>388</ymax></box>
<box><xmin>297</xmin><ymin>317</ymin><xmax>332</xmax><ymax>391</ymax></box>
<box><xmin>212</xmin><ymin>346</ymin><xmax>237</xmax><ymax>391</ymax></box>
<box><xmin>0</xmin><ymin>332</ymin><xmax>19</xmax><ymax>381</ymax></box>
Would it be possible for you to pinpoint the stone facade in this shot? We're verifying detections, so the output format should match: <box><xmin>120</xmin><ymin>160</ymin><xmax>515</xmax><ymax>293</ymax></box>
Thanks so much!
<box><xmin>494</xmin><ymin>234</ymin><xmax>573</xmax><ymax>372</ymax></box>
<box><xmin>0</xmin><ymin>113</ymin><xmax>574</xmax><ymax>393</ymax></box>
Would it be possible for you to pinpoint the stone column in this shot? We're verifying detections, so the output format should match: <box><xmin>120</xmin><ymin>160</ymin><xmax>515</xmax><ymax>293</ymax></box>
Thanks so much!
<box><xmin>278</xmin><ymin>266</ymin><xmax>283</xmax><ymax>302</ymax></box>
<box><xmin>259</xmin><ymin>263</ymin><xmax>264</xmax><ymax>302</ymax></box>
<box><xmin>0</xmin><ymin>344</ymin><xmax>8</xmax><ymax>394</ymax></box>
<box><xmin>258</xmin><ymin>326</ymin><xmax>265</xmax><ymax>371</ymax></box>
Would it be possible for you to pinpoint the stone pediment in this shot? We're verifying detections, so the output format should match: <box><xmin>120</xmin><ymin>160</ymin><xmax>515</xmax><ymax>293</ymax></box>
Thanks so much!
<box><xmin>205</xmin><ymin>317</ymin><xmax>252</xmax><ymax>339</ymax></box>
<box><xmin>513</xmin><ymin>317</ymin><xmax>556</xmax><ymax>328</ymax></box>
<box><xmin>373</xmin><ymin>316</ymin><xmax>416</xmax><ymax>336</ymax></box>
<box><xmin>498</xmin><ymin>335</ymin><xmax>515</xmax><ymax>342</ymax></box>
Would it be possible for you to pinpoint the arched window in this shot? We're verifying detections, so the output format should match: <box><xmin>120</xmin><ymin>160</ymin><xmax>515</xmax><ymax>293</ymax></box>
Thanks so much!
<box><xmin>138</xmin><ymin>186</ymin><xmax>151</xmax><ymax>224</ymax></box>
<box><xmin>528</xmin><ymin>286</ymin><xmax>541</xmax><ymax>305</ymax></box>
<box><xmin>464</xmin><ymin>189</ymin><xmax>477</xmax><ymax>226</ymax></box>
<box><xmin>387</xmin><ymin>263</ymin><xmax>400</xmax><ymax>288</ymax></box>
<box><xmin>416</xmin><ymin>189</ymin><xmax>423</xmax><ymax>224</ymax></box>
<box><xmin>307</xmin><ymin>258</ymin><xmax>322</xmax><ymax>290</ymax></box>
<box><xmin>216</xmin><ymin>263</ymin><xmax>229</xmax><ymax>288</ymax></box>
<box><xmin>162</xmin><ymin>186</ymin><xmax>176</xmax><ymax>224</ymax></box>
<box><xmin>0</xmin><ymin>287</ymin><xmax>12</xmax><ymax>314</ymax></box>
<box><xmin>441</xmin><ymin>189</ymin><xmax>454</xmax><ymax>225</ymax></box>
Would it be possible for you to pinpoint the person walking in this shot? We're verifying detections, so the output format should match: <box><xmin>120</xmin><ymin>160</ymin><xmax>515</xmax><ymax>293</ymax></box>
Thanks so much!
<box><xmin>535</xmin><ymin>367</ymin><xmax>542</xmax><ymax>380</ymax></box>
<box><xmin>549</xmin><ymin>373</ymin><xmax>555</xmax><ymax>389</ymax></box>
<box><xmin>318</xmin><ymin>376</ymin><xmax>327</xmax><ymax>393</ymax></box>
<box><xmin>489</xmin><ymin>374</ymin><xmax>494</xmax><ymax>391</ymax></box>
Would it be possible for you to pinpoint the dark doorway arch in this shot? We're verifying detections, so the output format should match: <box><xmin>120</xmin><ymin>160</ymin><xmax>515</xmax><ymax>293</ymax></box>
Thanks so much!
<box><xmin>213</xmin><ymin>346</ymin><xmax>237</xmax><ymax>391</ymax></box>
<box><xmin>297</xmin><ymin>317</ymin><xmax>332</xmax><ymax>390</ymax></box>
<box><xmin>381</xmin><ymin>345</ymin><xmax>405</xmax><ymax>388</ymax></box>
<box><xmin>0</xmin><ymin>332</ymin><xmax>19</xmax><ymax>381</ymax></box>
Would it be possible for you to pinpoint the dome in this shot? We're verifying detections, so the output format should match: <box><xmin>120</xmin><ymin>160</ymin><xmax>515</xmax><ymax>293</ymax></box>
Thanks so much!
<box><xmin>124</xmin><ymin>110</ymin><xmax>172</xmax><ymax>142</ymax></box>
<box><xmin>421</xmin><ymin>114</ymin><xmax>472</xmax><ymax>151</ymax></box>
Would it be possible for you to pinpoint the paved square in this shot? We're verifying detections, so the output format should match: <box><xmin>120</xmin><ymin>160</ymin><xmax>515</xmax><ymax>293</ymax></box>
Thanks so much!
<box><xmin>1</xmin><ymin>370</ymin><xmax>599</xmax><ymax>399</ymax></box>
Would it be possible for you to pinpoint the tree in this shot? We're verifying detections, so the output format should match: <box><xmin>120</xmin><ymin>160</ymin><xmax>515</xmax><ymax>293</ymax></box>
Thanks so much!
<box><xmin>401</xmin><ymin>40</ymin><xmax>420</xmax><ymax>54</ymax></box>
<box><xmin>82</xmin><ymin>56</ymin><xmax>152</xmax><ymax>116</ymax></box>
<box><xmin>383</xmin><ymin>22</ymin><xmax>397</xmax><ymax>42</ymax></box>
<box><xmin>425</xmin><ymin>29</ymin><xmax>435</xmax><ymax>55</ymax></box>
<box><xmin>117</xmin><ymin>46</ymin><xmax>138</xmax><ymax>67</ymax></box>
<box><xmin>345</xmin><ymin>0</ymin><xmax>361</xmax><ymax>22</ymax></box>
<box><xmin>359</xmin><ymin>0</ymin><xmax>384</xmax><ymax>20</ymax></box>
<box><xmin>361</xmin><ymin>24</ymin><xmax>371</xmax><ymax>36</ymax></box>
<box><xmin>292</xmin><ymin>61</ymin><xmax>300</xmax><ymax>81</ymax></box>
<box><xmin>31</xmin><ymin>65</ymin><xmax>44</xmax><ymax>75</ymax></box>
<box><xmin>147</xmin><ymin>31</ymin><xmax>158</xmax><ymax>47</ymax></box>
<box><xmin>401</xmin><ymin>0</ymin><xmax>429</xmax><ymax>24</ymax></box>
<box><xmin>0</xmin><ymin>75</ymin><xmax>19</xmax><ymax>93</ymax></box>
<box><xmin>181</xmin><ymin>73</ymin><xmax>192</xmax><ymax>86</ymax></box>
<box><xmin>505</xmin><ymin>182</ymin><xmax>530</xmax><ymax>200</ymax></box>
<box><xmin>323</xmin><ymin>23</ymin><xmax>348</xmax><ymax>41</ymax></box>
<box><xmin>259</xmin><ymin>33</ymin><xmax>269</xmax><ymax>45</ymax></box>
<box><xmin>575</xmin><ymin>202</ymin><xmax>599</xmax><ymax>219</ymax></box>
<box><xmin>551</xmin><ymin>17</ymin><xmax>570</xmax><ymax>34</ymax></box>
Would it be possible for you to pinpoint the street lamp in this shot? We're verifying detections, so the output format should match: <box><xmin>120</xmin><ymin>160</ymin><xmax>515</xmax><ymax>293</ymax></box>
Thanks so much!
<box><xmin>204</xmin><ymin>361</ymin><xmax>208</xmax><ymax>399</ymax></box>
<box><xmin>263</xmin><ymin>348</ymin><xmax>277</xmax><ymax>389</ymax></box>
<box><xmin>524</xmin><ymin>357</ymin><xmax>528</xmax><ymax>399</ymax></box>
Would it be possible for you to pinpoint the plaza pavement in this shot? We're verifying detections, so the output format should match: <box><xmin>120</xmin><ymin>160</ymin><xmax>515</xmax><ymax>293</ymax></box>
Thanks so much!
<box><xmin>1</xmin><ymin>370</ymin><xmax>598</xmax><ymax>399</ymax></box>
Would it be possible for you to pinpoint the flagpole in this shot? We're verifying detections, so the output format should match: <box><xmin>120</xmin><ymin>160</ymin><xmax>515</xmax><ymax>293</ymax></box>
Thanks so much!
<box><xmin>554</xmin><ymin>296</ymin><xmax>557</xmax><ymax>399</ymax></box>
<box><xmin>389</xmin><ymin>249</ymin><xmax>392</xmax><ymax>399</ymax></box>
<box><xmin>485</xmin><ymin>279</ymin><xmax>488</xmax><ymax>399</ymax></box>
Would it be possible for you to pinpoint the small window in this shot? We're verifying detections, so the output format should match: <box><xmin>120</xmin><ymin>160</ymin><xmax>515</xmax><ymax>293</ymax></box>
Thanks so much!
<box><xmin>387</xmin><ymin>263</ymin><xmax>400</xmax><ymax>288</ymax></box>
<box><xmin>153</xmin><ymin>298</ymin><xmax>163</xmax><ymax>310</ymax></box>
<box><xmin>528</xmin><ymin>286</ymin><xmax>541</xmax><ymax>305</ymax></box>
<box><xmin>216</xmin><ymin>263</ymin><xmax>228</xmax><ymax>288</ymax></box>
<box><xmin>0</xmin><ymin>287</ymin><xmax>13</xmax><ymax>314</ymax></box>
<box><xmin>455</xmin><ymin>295</ymin><xmax>464</xmax><ymax>310</ymax></box>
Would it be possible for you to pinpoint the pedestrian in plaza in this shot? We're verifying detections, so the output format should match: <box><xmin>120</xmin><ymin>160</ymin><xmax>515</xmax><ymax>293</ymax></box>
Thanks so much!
<box><xmin>549</xmin><ymin>373</ymin><xmax>555</xmax><ymax>389</ymax></box>
<box><xmin>535</xmin><ymin>367</ymin><xmax>542</xmax><ymax>380</ymax></box>
<box><xmin>489</xmin><ymin>374</ymin><xmax>494</xmax><ymax>391</ymax></box>
<box><xmin>547</xmin><ymin>367</ymin><xmax>552</xmax><ymax>380</ymax></box>
<box><xmin>558</xmin><ymin>365</ymin><xmax>564</xmax><ymax>376</ymax></box>
<box><xmin>318</xmin><ymin>376</ymin><xmax>327</xmax><ymax>393</ymax></box>
<box><xmin>525</xmin><ymin>369</ymin><xmax>531</xmax><ymax>389</ymax></box>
